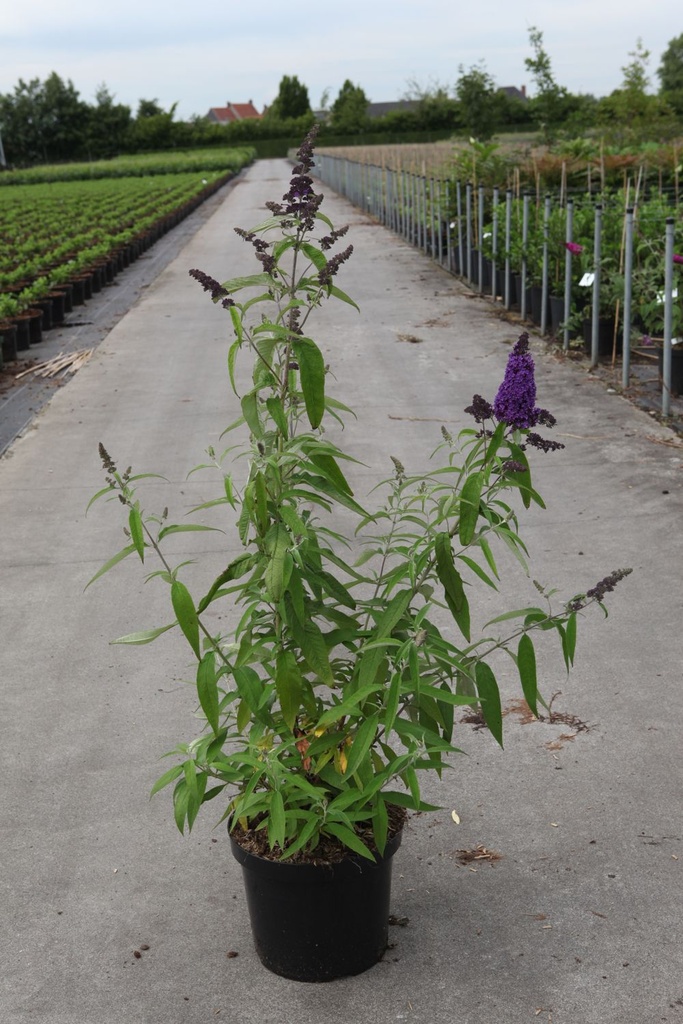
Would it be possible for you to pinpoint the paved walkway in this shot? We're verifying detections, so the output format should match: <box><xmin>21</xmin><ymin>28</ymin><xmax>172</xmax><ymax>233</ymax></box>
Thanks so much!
<box><xmin>1</xmin><ymin>159</ymin><xmax>682</xmax><ymax>1024</ymax></box>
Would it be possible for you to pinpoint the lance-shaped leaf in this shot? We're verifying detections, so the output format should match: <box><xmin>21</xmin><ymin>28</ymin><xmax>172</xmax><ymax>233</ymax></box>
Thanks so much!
<box><xmin>275</xmin><ymin>650</ymin><xmax>303</xmax><ymax>732</ymax></box>
<box><xmin>517</xmin><ymin>634</ymin><xmax>539</xmax><ymax>717</ymax></box>
<box><xmin>345</xmin><ymin>714</ymin><xmax>379</xmax><ymax>777</ymax></box>
<box><xmin>475</xmin><ymin>662</ymin><xmax>503</xmax><ymax>747</ymax></box>
<box><xmin>171</xmin><ymin>580</ymin><xmax>200</xmax><ymax>659</ymax></box>
<box><xmin>241</xmin><ymin>391</ymin><xmax>262</xmax><ymax>439</ymax></box>
<box><xmin>265</xmin><ymin>524</ymin><xmax>289</xmax><ymax>603</ymax></box>
<box><xmin>458</xmin><ymin>471</ymin><xmax>483</xmax><ymax>546</ymax></box>
<box><xmin>197</xmin><ymin>651</ymin><xmax>220</xmax><ymax>735</ymax></box>
<box><xmin>291</xmin><ymin>337</ymin><xmax>325</xmax><ymax>429</ymax></box>
<box><xmin>434</xmin><ymin>532</ymin><xmax>471</xmax><ymax>641</ymax></box>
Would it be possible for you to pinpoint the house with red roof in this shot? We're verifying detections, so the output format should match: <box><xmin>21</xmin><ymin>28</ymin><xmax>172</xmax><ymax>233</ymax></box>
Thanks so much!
<box><xmin>205</xmin><ymin>100</ymin><xmax>262</xmax><ymax>123</ymax></box>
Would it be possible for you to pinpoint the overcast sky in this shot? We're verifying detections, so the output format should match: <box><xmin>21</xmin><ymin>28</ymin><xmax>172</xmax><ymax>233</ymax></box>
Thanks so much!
<box><xmin>3</xmin><ymin>0</ymin><xmax>680</xmax><ymax>119</ymax></box>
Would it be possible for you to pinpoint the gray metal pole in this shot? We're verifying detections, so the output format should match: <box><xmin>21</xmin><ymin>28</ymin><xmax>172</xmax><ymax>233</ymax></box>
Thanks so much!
<box><xmin>521</xmin><ymin>192</ymin><xmax>529</xmax><ymax>321</ymax></box>
<box><xmin>591</xmin><ymin>204</ymin><xmax>602</xmax><ymax>370</ymax></box>
<box><xmin>541</xmin><ymin>194</ymin><xmax>550</xmax><ymax>335</ymax></box>
<box><xmin>491</xmin><ymin>187</ymin><xmax>499</xmax><ymax>300</ymax></box>
<box><xmin>563</xmin><ymin>200</ymin><xmax>574</xmax><ymax>352</ymax></box>
<box><xmin>466</xmin><ymin>183</ymin><xmax>472</xmax><ymax>282</ymax></box>
<box><xmin>457</xmin><ymin>181</ymin><xmax>464</xmax><ymax>275</ymax></box>
<box><xmin>663</xmin><ymin>217</ymin><xmax>675</xmax><ymax>416</ymax></box>
<box><xmin>478</xmin><ymin>185</ymin><xmax>485</xmax><ymax>294</ymax></box>
<box><xmin>445</xmin><ymin>181</ymin><xmax>452</xmax><ymax>273</ymax></box>
<box><xmin>622</xmin><ymin>207</ymin><xmax>634</xmax><ymax>390</ymax></box>
<box><xmin>504</xmin><ymin>190</ymin><xmax>512</xmax><ymax>310</ymax></box>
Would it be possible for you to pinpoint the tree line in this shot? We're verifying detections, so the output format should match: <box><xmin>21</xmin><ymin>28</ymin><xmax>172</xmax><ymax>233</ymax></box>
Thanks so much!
<box><xmin>2</xmin><ymin>29</ymin><xmax>683</xmax><ymax>168</ymax></box>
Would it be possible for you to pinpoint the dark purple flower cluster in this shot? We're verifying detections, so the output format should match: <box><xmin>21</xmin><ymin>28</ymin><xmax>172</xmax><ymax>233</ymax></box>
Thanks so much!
<box><xmin>318</xmin><ymin>244</ymin><xmax>354</xmax><ymax>285</ymax></box>
<box><xmin>493</xmin><ymin>333</ymin><xmax>538</xmax><ymax>429</ymax></box>
<box><xmin>502</xmin><ymin>459</ymin><xmax>527</xmax><ymax>474</ymax></box>
<box><xmin>567</xmin><ymin>567</ymin><xmax>632</xmax><ymax>611</ymax></box>
<box><xmin>525</xmin><ymin>432</ymin><xmax>565</xmax><ymax>453</ymax></box>
<box><xmin>319</xmin><ymin>224</ymin><xmax>349</xmax><ymax>251</ymax></box>
<box><xmin>587</xmin><ymin>568</ymin><xmax>632</xmax><ymax>601</ymax></box>
<box><xmin>189</xmin><ymin>268</ymin><xmax>229</xmax><ymax>301</ymax></box>
<box><xmin>464</xmin><ymin>394</ymin><xmax>494</xmax><ymax>423</ymax></box>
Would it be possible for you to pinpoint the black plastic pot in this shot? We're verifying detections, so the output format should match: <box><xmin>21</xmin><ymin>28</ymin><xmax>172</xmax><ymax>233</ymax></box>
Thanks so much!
<box><xmin>230</xmin><ymin>829</ymin><xmax>402</xmax><ymax>982</ymax></box>
<box><xmin>549</xmin><ymin>295</ymin><xmax>565</xmax><ymax>338</ymax></box>
<box><xmin>582</xmin><ymin>318</ymin><xmax>622</xmax><ymax>359</ymax></box>
<box><xmin>658</xmin><ymin>344</ymin><xmax>683</xmax><ymax>396</ymax></box>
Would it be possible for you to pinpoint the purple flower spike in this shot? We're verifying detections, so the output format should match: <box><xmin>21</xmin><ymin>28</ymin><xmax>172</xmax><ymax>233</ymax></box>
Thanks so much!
<box><xmin>674</xmin><ymin>253</ymin><xmax>683</xmax><ymax>265</ymax></box>
<box><xmin>493</xmin><ymin>333</ymin><xmax>538</xmax><ymax>429</ymax></box>
<box><xmin>565</xmin><ymin>242</ymin><xmax>584</xmax><ymax>255</ymax></box>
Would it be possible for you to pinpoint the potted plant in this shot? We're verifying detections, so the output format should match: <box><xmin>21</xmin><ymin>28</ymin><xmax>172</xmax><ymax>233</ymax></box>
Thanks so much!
<box><xmin>88</xmin><ymin>128</ymin><xmax>631</xmax><ymax>982</ymax></box>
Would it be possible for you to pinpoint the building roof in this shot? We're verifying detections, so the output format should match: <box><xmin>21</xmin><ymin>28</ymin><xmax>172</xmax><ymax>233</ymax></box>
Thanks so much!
<box><xmin>205</xmin><ymin>101</ymin><xmax>262</xmax><ymax>123</ymax></box>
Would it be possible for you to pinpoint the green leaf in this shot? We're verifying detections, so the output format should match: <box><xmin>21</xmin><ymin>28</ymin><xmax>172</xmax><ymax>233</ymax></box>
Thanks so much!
<box><xmin>220</xmin><ymin>272</ymin><xmax>275</xmax><ymax>292</ymax></box>
<box><xmin>111</xmin><ymin>622</ymin><xmax>176</xmax><ymax>645</ymax></box>
<box><xmin>564</xmin><ymin>612</ymin><xmax>577</xmax><ymax>667</ymax></box>
<box><xmin>157</xmin><ymin>524</ymin><xmax>222</xmax><ymax>541</ymax></box>
<box><xmin>266</xmin><ymin>396</ymin><xmax>289</xmax><ymax>439</ymax></box>
<box><xmin>197</xmin><ymin>651</ymin><xmax>220</xmax><ymax>734</ymax></box>
<box><xmin>345</xmin><ymin>715</ymin><xmax>379</xmax><ymax>777</ymax></box>
<box><xmin>300</xmin><ymin>620</ymin><xmax>334</xmax><ymax>685</ymax></box>
<box><xmin>324</xmin><ymin>822</ymin><xmax>375</xmax><ymax>860</ymax></box>
<box><xmin>457</xmin><ymin>554</ymin><xmax>498</xmax><ymax>590</ymax></box>
<box><xmin>307</xmin><ymin>452</ymin><xmax>354</xmax><ymax>495</ymax></box>
<box><xmin>275</xmin><ymin>650</ymin><xmax>303</xmax><ymax>732</ymax></box>
<box><xmin>197</xmin><ymin>553</ymin><xmax>258</xmax><ymax>613</ymax></box>
<box><xmin>268</xmin><ymin>790</ymin><xmax>286</xmax><ymax>851</ymax></box>
<box><xmin>234</xmin><ymin>665</ymin><xmax>266</xmax><ymax>715</ymax></box>
<box><xmin>84</xmin><ymin>543</ymin><xmax>137</xmax><ymax>590</ymax></box>
<box><xmin>265</xmin><ymin>524</ymin><xmax>289</xmax><ymax>603</ymax></box>
<box><xmin>459</xmin><ymin>471</ymin><xmax>483</xmax><ymax>546</ymax></box>
<box><xmin>434</xmin><ymin>533</ymin><xmax>470</xmax><ymax>641</ymax></box>
<box><xmin>150</xmin><ymin>763</ymin><xmax>184</xmax><ymax>798</ymax></box>
<box><xmin>517</xmin><ymin>634</ymin><xmax>538</xmax><ymax>717</ymax></box>
<box><xmin>328</xmin><ymin>284</ymin><xmax>360</xmax><ymax>312</ymax></box>
<box><xmin>241</xmin><ymin>391</ymin><xmax>262</xmax><ymax>438</ymax></box>
<box><xmin>301</xmin><ymin>242</ymin><xmax>328</xmax><ymax>272</ymax></box>
<box><xmin>383</xmin><ymin>670</ymin><xmax>402</xmax><ymax>735</ymax></box>
<box><xmin>171</xmin><ymin>580</ymin><xmax>200</xmax><ymax>658</ymax></box>
<box><xmin>127</xmin><ymin>507</ymin><xmax>145</xmax><ymax>565</ymax></box>
<box><xmin>475</xmin><ymin>662</ymin><xmax>503</xmax><ymax>747</ymax></box>
<box><xmin>292</xmin><ymin>337</ymin><xmax>325</xmax><ymax>429</ymax></box>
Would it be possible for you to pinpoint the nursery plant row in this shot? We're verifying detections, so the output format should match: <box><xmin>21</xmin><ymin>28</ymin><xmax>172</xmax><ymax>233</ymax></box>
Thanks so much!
<box><xmin>311</xmin><ymin>152</ymin><xmax>683</xmax><ymax>414</ymax></box>
<box><xmin>0</xmin><ymin>146</ymin><xmax>257</xmax><ymax>186</ymax></box>
<box><xmin>0</xmin><ymin>165</ymin><xmax>250</xmax><ymax>365</ymax></box>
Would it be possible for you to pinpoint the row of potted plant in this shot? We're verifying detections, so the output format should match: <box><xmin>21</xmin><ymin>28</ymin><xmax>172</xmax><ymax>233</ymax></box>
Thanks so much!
<box><xmin>0</xmin><ymin>171</ymin><xmax>246</xmax><ymax>364</ymax></box>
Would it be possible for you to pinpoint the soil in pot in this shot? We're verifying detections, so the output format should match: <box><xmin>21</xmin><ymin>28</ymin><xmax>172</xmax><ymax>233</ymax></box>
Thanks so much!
<box><xmin>230</xmin><ymin>810</ymin><xmax>405</xmax><ymax>982</ymax></box>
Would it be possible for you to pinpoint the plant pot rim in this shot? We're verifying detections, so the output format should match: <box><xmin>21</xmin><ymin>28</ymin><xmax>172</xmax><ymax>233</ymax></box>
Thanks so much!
<box><xmin>230</xmin><ymin>823</ymin><xmax>403</xmax><ymax>875</ymax></box>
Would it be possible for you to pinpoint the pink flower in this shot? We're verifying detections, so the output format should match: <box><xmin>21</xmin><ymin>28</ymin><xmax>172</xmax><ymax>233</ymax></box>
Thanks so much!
<box><xmin>565</xmin><ymin>242</ymin><xmax>584</xmax><ymax>255</ymax></box>
<box><xmin>673</xmin><ymin>253</ymin><xmax>683</xmax><ymax>265</ymax></box>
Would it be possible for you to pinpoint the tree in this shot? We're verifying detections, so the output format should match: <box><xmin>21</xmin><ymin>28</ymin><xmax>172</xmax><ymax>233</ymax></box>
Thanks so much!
<box><xmin>330</xmin><ymin>80</ymin><xmax>369</xmax><ymax>134</ymax></box>
<box><xmin>596</xmin><ymin>39</ymin><xmax>676</xmax><ymax>142</ymax></box>
<box><xmin>128</xmin><ymin>99</ymin><xmax>178</xmax><ymax>151</ymax></box>
<box><xmin>404</xmin><ymin>78</ymin><xmax>459</xmax><ymax>130</ymax></box>
<box><xmin>266</xmin><ymin>76</ymin><xmax>311</xmax><ymax>121</ymax></box>
<box><xmin>0</xmin><ymin>72</ymin><xmax>88</xmax><ymax>165</ymax></box>
<box><xmin>86</xmin><ymin>84</ymin><xmax>131</xmax><ymax>159</ymax></box>
<box><xmin>657</xmin><ymin>33</ymin><xmax>683</xmax><ymax>115</ymax></box>
<box><xmin>524</xmin><ymin>26</ymin><xmax>566</xmax><ymax>140</ymax></box>
<box><xmin>454</xmin><ymin>64</ymin><xmax>500</xmax><ymax>139</ymax></box>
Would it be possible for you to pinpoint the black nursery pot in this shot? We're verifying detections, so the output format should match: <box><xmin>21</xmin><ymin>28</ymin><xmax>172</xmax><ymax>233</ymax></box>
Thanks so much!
<box><xmin>230</xmin><ymin>830</ymin><xmax>402</xmax><ymax>982</ymax></box>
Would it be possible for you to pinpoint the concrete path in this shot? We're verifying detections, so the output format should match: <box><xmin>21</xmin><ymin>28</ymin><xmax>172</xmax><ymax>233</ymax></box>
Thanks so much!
<box><xmin>1</xmin><ymin>158</ymin><xmax>682</xmax><ymax>1024</ymax></box>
